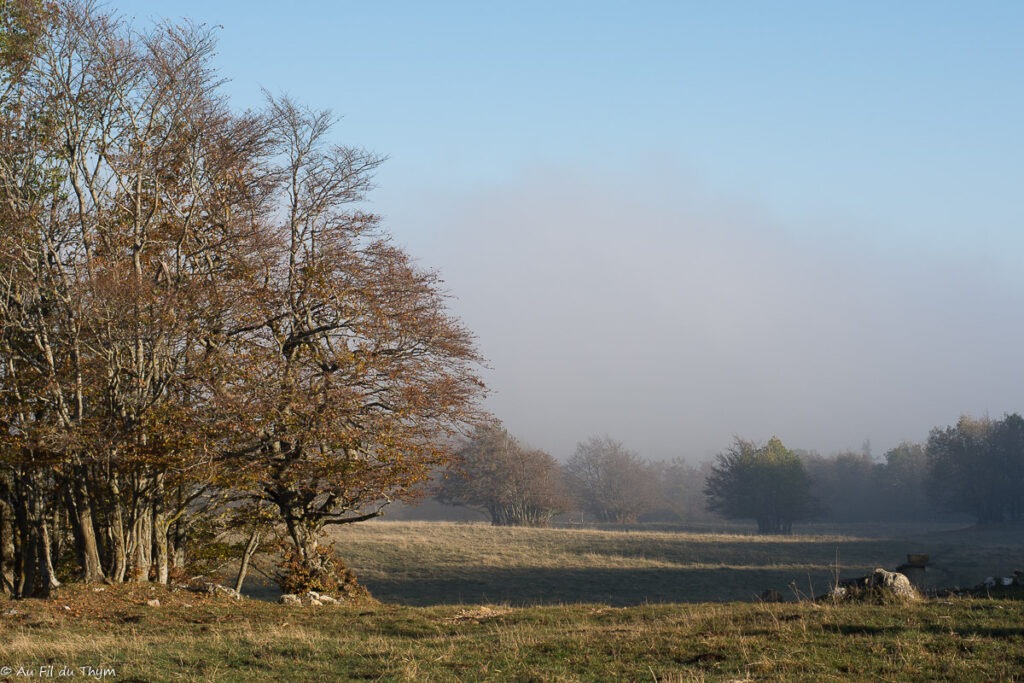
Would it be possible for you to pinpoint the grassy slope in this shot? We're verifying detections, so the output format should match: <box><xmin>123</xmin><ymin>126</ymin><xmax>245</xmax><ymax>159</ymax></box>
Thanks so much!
<box><xmin>4</xmin><ymin>521</ymin><xmax>1024</xmax><ymax>681</ymax></box>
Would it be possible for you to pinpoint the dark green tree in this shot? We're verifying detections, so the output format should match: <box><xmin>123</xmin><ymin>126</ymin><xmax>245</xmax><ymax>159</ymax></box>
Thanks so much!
<box><xmin>926</xmin><ymin>414</ymin><xmax>1024</xmax><ymax>524</ymax></box>
<box><xmin>704</xmin><ymin>436</ymin><xmax>819</xmax><ymax>534</ymax></box>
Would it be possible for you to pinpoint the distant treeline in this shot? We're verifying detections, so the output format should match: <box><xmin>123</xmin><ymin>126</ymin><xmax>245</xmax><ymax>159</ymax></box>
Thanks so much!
<box><xmin>431</xmin><ymin>415</ymin><xmax>1024</xmax><ymax>532</ymax></box>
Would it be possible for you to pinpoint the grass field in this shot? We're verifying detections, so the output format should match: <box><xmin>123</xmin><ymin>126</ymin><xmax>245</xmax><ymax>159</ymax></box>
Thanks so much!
<box><xmin>4</xmin><ymin>521</ymin><xmax>1024</xmax><ymax>681</ymax></box>
<box><xmin>326</xmin><ymin>521</ymin><xmax>1024</xmax><ymax>605</ymax></box>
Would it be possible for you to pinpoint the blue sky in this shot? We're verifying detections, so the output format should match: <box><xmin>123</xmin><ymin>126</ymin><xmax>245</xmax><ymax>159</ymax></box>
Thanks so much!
<box><xmin>113</xmin><ymin>1</ymin><xmax>1024</xmax><ymax>460</ymax></box>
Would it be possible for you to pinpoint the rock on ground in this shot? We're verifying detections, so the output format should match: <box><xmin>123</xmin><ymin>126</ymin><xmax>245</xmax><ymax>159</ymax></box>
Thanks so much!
<box><xmin>821</xmin><ymin>568</ymin><xmax>919</xmax><ymax>604</ymax></box>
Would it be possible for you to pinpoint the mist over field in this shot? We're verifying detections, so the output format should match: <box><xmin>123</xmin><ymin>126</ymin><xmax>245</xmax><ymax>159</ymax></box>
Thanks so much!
<box><xmin>385</xmin><ymin>165</ymin><xmax>1024</xmax><ymax>462</ymax></box>
<box><xmin>98</xmin><ymin>0</ymin><xmax>1024</xmax><ymax>464</ymax></box>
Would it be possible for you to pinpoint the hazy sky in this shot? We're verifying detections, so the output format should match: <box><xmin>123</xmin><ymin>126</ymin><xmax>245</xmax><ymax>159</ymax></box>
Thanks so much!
<box><xmin>115</xmin><ymin>1</ymin><xmax>1024</xmax><ymax>460</ymax></box>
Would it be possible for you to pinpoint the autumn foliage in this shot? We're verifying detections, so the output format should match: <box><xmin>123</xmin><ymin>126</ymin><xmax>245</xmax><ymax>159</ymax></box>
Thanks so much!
<box><xmin>0</xmin><ymin>0</ymin><xmax>484</xmax><ymax>597</ymax></box>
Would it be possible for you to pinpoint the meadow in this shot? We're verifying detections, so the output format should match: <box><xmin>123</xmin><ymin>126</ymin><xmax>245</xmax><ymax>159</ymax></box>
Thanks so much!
<box><xmin>329</xmin><ymin>520</ymin><xmax>1024</xmax><ymax>605</ymax></box>
<box><xmin>3</xmin><ymin>520</ymin><xmax>1024</xmax><ymax>681</ymax></box>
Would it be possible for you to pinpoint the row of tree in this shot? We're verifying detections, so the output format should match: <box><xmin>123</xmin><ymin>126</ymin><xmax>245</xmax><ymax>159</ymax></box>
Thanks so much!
<box><xmin>0</xmin><ymin>1</ymin><xmax>484</xmax><ymax>597</ymax></box>
<box><xmin>435</xmin><ymin>426</ymin><xmax>709</xmax><ymax>527</ymax></box>
<box><xmin>437</xmin><ymin>415</ymin><xmax>1020</xmax><ymax>534</ymax></box>
<box><xmin>713</xmin><ymin>416</ymin><xmax>1024</xmax><ymax>532</ymax></box>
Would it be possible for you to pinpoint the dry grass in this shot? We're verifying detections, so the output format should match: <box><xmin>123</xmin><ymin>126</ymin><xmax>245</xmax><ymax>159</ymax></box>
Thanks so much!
<box><xmin>5</xmin><ymin>521</ymin><xmax>1024</xmax><ymax>680</ymax></box>
<box><xmin>5</xmin><ymin>584</ymin><xmax>1024</xmax><ymax>681</ymax></box>
<box><xmin>325</xmin><ymin>520</ymin><xmax>1018</xmax><ymax>605</ymax></box>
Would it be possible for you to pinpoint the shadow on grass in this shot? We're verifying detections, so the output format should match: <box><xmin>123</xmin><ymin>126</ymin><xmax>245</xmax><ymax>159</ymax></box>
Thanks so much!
<box><xmin>931</xmin><ymin>626</ymin><xmax>1024</xmax><ymax>639</ymax></box>
<box><xmin>830</xmin><ymin>624</ymin><xmax>1024</xmax><ymax>639</ymax></box>
<box><xmin>830</xmin><ymin>624</ymin><xmax>906</xmax><ymax>636</ymax></box>
<box><xmin>359</xmin><ymin>566</ymin><xmax>843</xmax><ymax>606</ymax></box>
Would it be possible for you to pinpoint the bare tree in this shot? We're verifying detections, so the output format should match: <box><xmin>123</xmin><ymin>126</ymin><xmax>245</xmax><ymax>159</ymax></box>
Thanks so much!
<box><xmin>563</xmin><ymin>436</ymin><xmax>654</xmax><ymax>524</ymax></box>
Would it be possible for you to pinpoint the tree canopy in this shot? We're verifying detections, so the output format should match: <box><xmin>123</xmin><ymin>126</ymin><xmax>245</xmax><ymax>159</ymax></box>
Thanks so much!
<box><xmin>926</xmin><ymin>414</ymin><xmax>1024</xmax><ymax>524</ymax></box>
<box><xmin>704</xmin><ymin>437</ymin><xmax>819</xmax><ymax>534</ymax></box>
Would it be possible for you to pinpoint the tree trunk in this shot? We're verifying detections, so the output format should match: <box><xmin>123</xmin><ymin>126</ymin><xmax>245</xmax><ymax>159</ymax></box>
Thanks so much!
<box><xmin>17</xmin><ymin>525</ymin><xmax>36</xmax><ymax>598</ymax></box>
<box><xmin>168</xmin><ymin>483</ymin><xmax>189</xmax><ymax>570</ymax></box>
<box><xmin>153</xmin><ymin>512</ymin><xmax>170</xmax><ymax>585</ymax></box>
<box><xmin>234</xmin><ymin>529</ymin><xmax>260</xmax><ymax>594</ymax></box>
<box><xmin>13</xmin><ymin>481</ymin><xmax>32</xmax><ymax>597</ymax></box>
<box><xmin>130</xmin><ymin>508</ymin><xmax>153</xmax><ymax>582</ymax></box>
<box><xmin>11</xmin><ymin>469</ymin><xmax>62</xmax><ymax>598</ymax></box>
<box><xmin>108</xmin><ymin>472</ymin><xmax>127</xmax><ymax>583</ymax></box>
<box><xmin>171</xmin><ymin>518</ymin><xmax>187</xmax><ymax>569</ymax></box>
<box><xmin>38</xmin><ymin>514</ymin><xmax>61</xmax><ymax>593</ymax></box>
<box><xmin>0</xmin><ymin>497</ymin><xmax>15</xmax><ymax>595</ymax></box>
<box><xmin>109</xmin><ymin>519</ymin><xmax>127</xmax><ymax>583</ymax></box>
<box><xmin>16</xmin><ymin>479</ymin><xmax>59</xmax><ymax>598</ymax></box>
<box><xmin>153</xmin><ymin>474</ymin><xmax>170</xmax><ymax>584</ymax></box>
<box><xmin>285</xmin><ymin>514</ymin><xmax>319</xmax><ymax>563</ymax></box>
<box><xmin>71</xmin><ymin>473</ymin><xmax>105</xmax><ymax>583</ymax></box>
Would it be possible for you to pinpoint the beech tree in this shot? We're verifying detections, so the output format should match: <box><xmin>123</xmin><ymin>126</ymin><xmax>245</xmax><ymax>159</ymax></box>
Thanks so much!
<box><xmin>210</xmin><ymin>94</ymin><xmax>486</xmax><ymax>584</ymax></box>
<box><xmin>704</xmin><ymin>437</ymin><xmax>819</xmax><ymax>534</ymax></box>
<box><xmin>0</xmin><ymin>0</ymin><xmax>484</xmax><ymax>597</ymax></box>
<box><xmin>436</xmin><ymin>424</ymin><xmax>568</xmax><ymax>526</ymax></box>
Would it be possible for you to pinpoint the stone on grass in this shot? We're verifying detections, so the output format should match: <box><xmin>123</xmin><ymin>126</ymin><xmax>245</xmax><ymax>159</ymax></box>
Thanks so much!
<box><xmin>867</xmin><ymin>568</ymin><xmax>918</xmax><ymax>600</ymax></box>
<box><xmin>821</xmin><ymin>568</ymin><xmax>919</xmax><ymax>604</ymax></box>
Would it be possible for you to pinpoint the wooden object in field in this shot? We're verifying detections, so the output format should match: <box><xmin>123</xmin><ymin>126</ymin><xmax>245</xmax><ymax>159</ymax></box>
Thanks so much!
<box><xmin>905</xmin><ymin>554</ymin><xmax>929</xmax><ymax>568</ymax></box>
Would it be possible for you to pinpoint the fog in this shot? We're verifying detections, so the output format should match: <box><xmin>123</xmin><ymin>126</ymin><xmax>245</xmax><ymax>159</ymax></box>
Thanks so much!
<box><xmin>381</xmin><ymin>163</ymin><xmax>1024</xmax><ymax>462</ymax></box>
